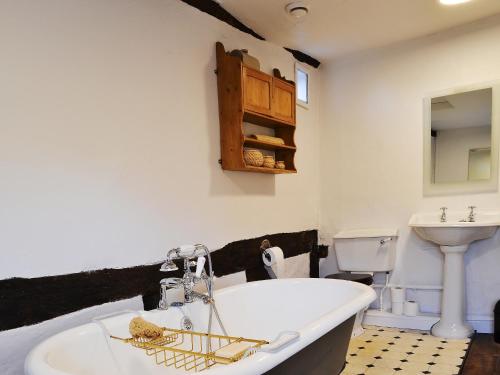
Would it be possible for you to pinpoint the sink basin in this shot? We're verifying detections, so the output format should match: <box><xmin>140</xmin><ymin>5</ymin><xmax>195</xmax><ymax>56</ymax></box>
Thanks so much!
<box><xmin>409</xmin><ymin>212</ymin><xmax>500</xmax><ymax>246</ymax></box>
<box><xmin>409</xmin><ymin>211</ymin><xmax>500</xmax><ymax>339</ymax></box>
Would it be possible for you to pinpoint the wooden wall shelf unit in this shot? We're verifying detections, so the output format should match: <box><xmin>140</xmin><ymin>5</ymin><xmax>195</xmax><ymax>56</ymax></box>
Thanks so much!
<box><xmin>215</xmin><ymin>42</ymin><xmax>297</xmax><ymax>174</ymax></box>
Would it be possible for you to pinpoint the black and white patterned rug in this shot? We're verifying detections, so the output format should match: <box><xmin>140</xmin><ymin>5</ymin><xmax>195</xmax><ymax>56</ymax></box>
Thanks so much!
<box><xmin>343</xmin><ymin>325</ymin><xmax>471</xmax><ymax>375</ymax></box>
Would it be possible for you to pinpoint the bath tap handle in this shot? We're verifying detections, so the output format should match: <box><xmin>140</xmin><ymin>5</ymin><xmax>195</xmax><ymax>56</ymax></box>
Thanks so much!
<box><xmin>195</xmin><ymin>256</ymin><xmax>206</xmax><ymax>278</ymax></box>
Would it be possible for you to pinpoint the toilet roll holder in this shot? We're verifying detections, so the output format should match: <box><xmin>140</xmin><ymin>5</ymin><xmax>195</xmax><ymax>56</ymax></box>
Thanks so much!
<box><xmin>260</xmin><ymin>239</ymin><xmax>278</xmax><ymax>279</ymax></box>
<box><xmin>260</xmin><ymin>239</ymin><xmax>272</xmax><ymax>259</ymax></box>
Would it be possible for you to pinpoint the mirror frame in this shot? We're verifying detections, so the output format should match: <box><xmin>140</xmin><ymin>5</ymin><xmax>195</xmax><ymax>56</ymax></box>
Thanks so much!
<box><xmin>423</xmin><ymin>82</ymin><xmax>500</xmax><ymax>196</ymax></box>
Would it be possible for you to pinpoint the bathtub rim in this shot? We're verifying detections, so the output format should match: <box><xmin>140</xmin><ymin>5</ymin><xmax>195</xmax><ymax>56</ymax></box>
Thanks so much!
<box><xmin>25</xmin><ymin>278</ymin><xmax>376</xmax><ymax>375</ymax></box>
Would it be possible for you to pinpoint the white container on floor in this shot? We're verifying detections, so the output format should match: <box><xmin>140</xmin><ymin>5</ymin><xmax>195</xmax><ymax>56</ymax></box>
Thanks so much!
<box><xmin>391</xmin><ymin>287</ymin><xmax>405</xmax><ymax>315</ymax></box>
<box><xmin>391</xmin><ymin>287</ymin><xmax>405</xmax><ymax>302</ymax></box>
<box><xmin>404</xmin><ymin>300</ymin><xmax>419</xmax><ymax>316</ymax></box>
<box><xmin>392</xmin><ymin>301</ymin><xmax>404</xmax><ymax>315</ymax></box>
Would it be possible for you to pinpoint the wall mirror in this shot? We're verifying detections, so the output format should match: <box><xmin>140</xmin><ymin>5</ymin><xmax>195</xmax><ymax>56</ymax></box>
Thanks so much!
<box><xmin>423</xmin><ymin>83</ymin><xmax>499</xmax><ymax>196</ymax></box>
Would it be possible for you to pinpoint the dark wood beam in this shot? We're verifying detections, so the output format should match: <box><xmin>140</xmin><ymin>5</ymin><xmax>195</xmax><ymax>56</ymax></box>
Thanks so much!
<box><xmin>180</xmin><ymin>0</ymin><xmax>265</xmax><ymax>40</ymax></box>
<box><xmin>284</xmin><ymin>47</ymin><xmax>321</xmax><ymax>69</ymax></box>
<box><xmin>180</xmin><ymin>0</ymin><xmax>321</xmax><ymax>69</ymax></box>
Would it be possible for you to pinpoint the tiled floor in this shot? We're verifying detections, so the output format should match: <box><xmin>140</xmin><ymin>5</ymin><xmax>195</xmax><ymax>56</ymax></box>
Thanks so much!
<box><xmin>342</xmin><ymin>326</ymin><xmax>471</xmax><ymax>375</ymax></box>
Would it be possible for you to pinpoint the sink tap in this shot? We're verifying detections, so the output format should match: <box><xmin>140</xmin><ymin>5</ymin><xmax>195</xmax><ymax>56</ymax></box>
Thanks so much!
<box><xmin>467</xmin><ymin>206</ymin><xmax>476</xmax><ymax>222</ymax></box>
<box><xmin>158</xmin><ymin>244</ymin><xmax>214</xmax><ymax>308</ymax></box>
<box><xmin>440</xmin><ymin>207</ymin><xmax>447</xmax><ymax>223</ymax></box>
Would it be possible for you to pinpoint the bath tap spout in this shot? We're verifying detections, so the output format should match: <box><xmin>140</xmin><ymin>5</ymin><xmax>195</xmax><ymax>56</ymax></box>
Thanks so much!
<box><xmin>158</xmin><ymin>278</ymin><xmax>183</xmax><ymax>310</ymax></box>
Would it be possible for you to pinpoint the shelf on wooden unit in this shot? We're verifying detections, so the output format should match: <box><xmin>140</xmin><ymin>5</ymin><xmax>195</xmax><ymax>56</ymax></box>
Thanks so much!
<box><xmin>243</xmin><ymin>137</ymin><xmax>296</xmax><ymax>151</ymax></box>
<box><xmin>243</xmin><ymin>111</ymin><xmax>295</xmax><ymax>129</ymax></box>
<box><xmin>237</xmin><ymin>165</ymin><xmax>297</xmax><ymax>174</ymax></box>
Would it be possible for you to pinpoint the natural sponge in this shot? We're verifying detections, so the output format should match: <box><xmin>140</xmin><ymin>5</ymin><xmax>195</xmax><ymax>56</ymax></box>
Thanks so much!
<box><xmin>129</xmin><ymin>317</ymin><xmax>163</xmax><ymax>339</ymax></box>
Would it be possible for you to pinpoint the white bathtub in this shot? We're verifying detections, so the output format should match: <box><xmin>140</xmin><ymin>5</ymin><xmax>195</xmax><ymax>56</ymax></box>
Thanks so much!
<box><xmin>25</xmin><ymin>278</ymin><xmax>375</xmax><ymax>375</ymax></box>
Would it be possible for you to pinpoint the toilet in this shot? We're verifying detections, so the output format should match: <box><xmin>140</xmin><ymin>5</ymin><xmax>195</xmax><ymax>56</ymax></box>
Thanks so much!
<box><xmin>328</xmin><ymin>228</ymin><xmax>398</xmax><ymax>337</ymax></box>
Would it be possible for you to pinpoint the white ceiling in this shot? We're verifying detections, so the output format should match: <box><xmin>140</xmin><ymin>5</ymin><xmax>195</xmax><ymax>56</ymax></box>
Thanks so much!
<box><xmin>431</xmin><ymin>88</ymin><xmax>492</xmax><ymax>130</ymax></box>
<box><xmin>218</xmin><ymin>0</ymin><xmax>500</xmax><ymax>61</ymax></box>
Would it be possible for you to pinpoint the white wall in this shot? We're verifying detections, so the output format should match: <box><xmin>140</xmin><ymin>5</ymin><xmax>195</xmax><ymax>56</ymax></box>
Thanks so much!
<box><xmin>320</xmin><ymin>17</ymin><xmax>500</xmax><ymax>331</ymax></box>
<box><xmin>0</xmin><ymin>0</ymin><xmax>321</xmax><ymax>280</ymax></box>
<box><xmin>5</xmin><ymin>0</ymin><xmax>500</xmax><ymax>341</ymax></box>
<box><xmin>434</xmin><ymin>126</ymin><xmax>490</xmax><ymax>183</ymax></box>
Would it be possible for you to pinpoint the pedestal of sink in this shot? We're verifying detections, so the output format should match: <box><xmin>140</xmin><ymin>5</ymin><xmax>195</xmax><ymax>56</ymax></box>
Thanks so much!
<box><xmin>431</xmin><ymin>244</ymin><xmax>473</xmax><ymax>339</ymax></box>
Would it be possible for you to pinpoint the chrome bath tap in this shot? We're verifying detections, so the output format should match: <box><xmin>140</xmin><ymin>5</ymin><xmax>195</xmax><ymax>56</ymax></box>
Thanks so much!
<box><xmin>157</xmin><ymin>244</ymin><xmax>228</xmax><ymax>345</ymax></box>
<box><xmin>158</xmin><ymin>244</ymin><xmax>214</xmax><ymax>309</ymax></box>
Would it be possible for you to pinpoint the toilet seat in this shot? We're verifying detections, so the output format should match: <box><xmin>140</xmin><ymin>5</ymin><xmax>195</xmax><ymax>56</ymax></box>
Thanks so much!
<box><xmin>325</xmin><ymin>272</ymin><xmax>373</xmax><ymax>286</ymax></box>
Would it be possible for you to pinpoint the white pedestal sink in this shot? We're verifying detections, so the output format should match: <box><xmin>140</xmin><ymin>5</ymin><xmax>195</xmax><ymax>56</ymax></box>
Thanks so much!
<box><xmin>409</xmin><ymin>211</ymin><xmax>500</xmax><ymax>339</ymax></box>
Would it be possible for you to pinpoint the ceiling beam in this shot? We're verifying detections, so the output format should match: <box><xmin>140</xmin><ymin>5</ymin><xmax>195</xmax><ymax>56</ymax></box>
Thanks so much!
<box><xmin>180</xmin><ymin>0</ymin><xmax>264</xmax><ymax>40</ymax></box>
<box><xmin>284</xmin><ymin>47</ymin><xmax>321</xmax><ymax>69</ymax></box>
<box><xmin>180</xmin><ymin>0</ymin><xmax>321</xmax><ymax>68</ymax></box>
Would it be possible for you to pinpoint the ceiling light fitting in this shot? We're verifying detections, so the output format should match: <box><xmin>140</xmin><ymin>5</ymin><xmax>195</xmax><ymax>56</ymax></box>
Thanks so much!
<box><xmin>285</xmin><ymin>2</ymin><xmax>309</xmax><ymax>19</ymax></box>
<box><xmin>439</xmin><ymin>0</ymin><xmax>472</xmax><ymax>6</ymax></box>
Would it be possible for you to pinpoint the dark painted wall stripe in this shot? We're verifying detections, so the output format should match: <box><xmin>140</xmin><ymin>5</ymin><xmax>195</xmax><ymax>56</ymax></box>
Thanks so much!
<box><xmin>0</xmin><ymin>230</ymin><xmax>319</xmax><ymax>331</ymax></box>
<box><xmin>179</xmin><ymin>0</ymin><xmax>321</xmax><ymax>68</ymax></box>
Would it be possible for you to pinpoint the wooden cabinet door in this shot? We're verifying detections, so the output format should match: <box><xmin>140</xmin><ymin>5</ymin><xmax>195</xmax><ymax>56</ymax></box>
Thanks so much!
<box><xmin>243</xmin><ymin>67</ymin><xmax>272</xmax><ymax>116</ymax></box>
<box><xmin>272</xmin><ymin>78</ymin><xmax>296</xmax><ymax>124</ymax></box>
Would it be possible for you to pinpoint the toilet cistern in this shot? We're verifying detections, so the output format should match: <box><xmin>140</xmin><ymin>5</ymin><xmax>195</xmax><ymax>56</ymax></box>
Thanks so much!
<box><xmin>333</xmin><ymin>228</ymin><xmax>399</xmax><ymax>337</ymax></box>
<box><xmin>409</xmin><ymin>209</ymin><xmax>500</xmax><ymax>339</ymax></box>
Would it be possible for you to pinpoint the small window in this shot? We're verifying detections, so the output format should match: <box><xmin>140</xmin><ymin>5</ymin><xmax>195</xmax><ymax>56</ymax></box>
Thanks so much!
<box><xmin>296</xmin><ymin>64</ymin><xmax>309</xmax><ymax>108</ymax></box>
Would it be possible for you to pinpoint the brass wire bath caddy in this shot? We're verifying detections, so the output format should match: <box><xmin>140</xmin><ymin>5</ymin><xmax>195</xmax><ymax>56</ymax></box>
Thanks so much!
<box><xmin>111</xmin><ymin>327</ymin><xmax>269</xmax><ymax>372</ymax></box>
